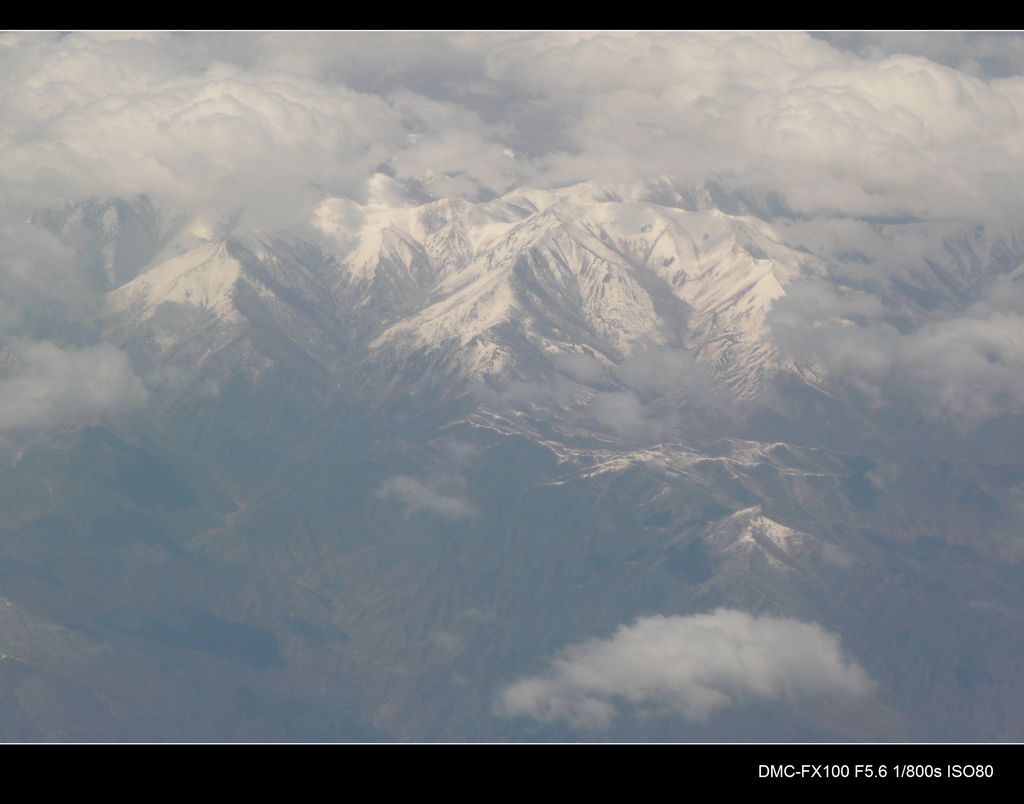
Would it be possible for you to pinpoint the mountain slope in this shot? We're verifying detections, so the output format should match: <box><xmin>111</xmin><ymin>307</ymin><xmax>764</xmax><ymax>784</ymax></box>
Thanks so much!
<box><xmin>5</xmin><ymin>181</ymin><xmax>1024</xmax><ymax>740</ymax></box>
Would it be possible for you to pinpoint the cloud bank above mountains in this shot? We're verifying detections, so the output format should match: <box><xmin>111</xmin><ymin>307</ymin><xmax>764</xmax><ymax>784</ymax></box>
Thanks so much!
<box><xmin>5</xmin><ymin>31</ymin><xmax>1024</xmax><ymax>230</ymax></box>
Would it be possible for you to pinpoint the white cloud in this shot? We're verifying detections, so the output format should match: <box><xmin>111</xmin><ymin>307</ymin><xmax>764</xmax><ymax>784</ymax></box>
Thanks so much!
<box><xmin>0</xmin><ymin>32</ymin><xmax>511</xmax><ymax>231</ymax></box>
<box><xmin>0</xmin><ymin>340</ymin><xmax>147</xmax><ymax>431</ymax></box>
<box><xmin>6</xmin><ymin>31</ymin><xmax>1024</xmax><ymax>231</ymax></box>
<box><xmin>588</xmin><ymin>390</ymin><xmax>674</xmax><ymax>441</ymax></box>
<box><xmin>496</xmin><ymin>609</ymin><xmax>873</xmax><ymax>730</ymax></box>
<box><xmin>471</xmin><ymin>32</ymin><xmax>1024</xmax><ymax>224</ymax></box>
<box><xmin>613</xmin><ymin>347</ymin><xmax>723</xmax><ymax>404</ymax></box>
<box><xmin>0</xmin><ymin>223</ymin><xmax>96</xmax><ymax>334</ymax></box>
<box><xmin>585</xmin><ymin>348</ymin><xmax>727</xmax><ymax>440</ymax></box>
<box><xmin>0</xmin><ymin>219</ymin><xmax>148</xmax><ymax>433</ymax></box>
<box><xmin>376</xmin><ymin>475</ymin><xmax>479</xmax><ymax>521</ymax></box>
<box><xmin>770</xmin><ymin>275</ymin><xmax>1024</xmax><ymax>424</ymax></box>
<box><xmin>376</xmin><ymin>440</ymin><xmax>484</xmax><ymax>520</ymax></box>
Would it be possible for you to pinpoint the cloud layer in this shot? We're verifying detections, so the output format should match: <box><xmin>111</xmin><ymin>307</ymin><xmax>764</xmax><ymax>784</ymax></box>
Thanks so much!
<box><xmin>497</xmin><ymin>609</ymin><xmax>873</xmax><ymax>730</ymax></box>
<box><xmin>6</xmin><ymin>31</ymin><xmax>1024</xmax><ymax>228</ymax></box>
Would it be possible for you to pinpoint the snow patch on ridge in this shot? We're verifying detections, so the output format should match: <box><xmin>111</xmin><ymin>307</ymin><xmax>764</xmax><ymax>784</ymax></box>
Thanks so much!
<box><xmin>107</xmin><ymin>241</ymin><xmax>243</xmax><ymax>321</ymax></box>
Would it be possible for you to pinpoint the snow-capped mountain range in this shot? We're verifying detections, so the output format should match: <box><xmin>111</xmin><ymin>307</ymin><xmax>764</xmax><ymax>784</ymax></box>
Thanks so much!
<box><xmin>5</xmin><ymin>178</ymin><xmax>1024</xmax><ymax>741</ymax></box>
<box><xmin>86</xmin><ymin>176</ymin><xmax>1024</xmax><ymax>420</ymax></box>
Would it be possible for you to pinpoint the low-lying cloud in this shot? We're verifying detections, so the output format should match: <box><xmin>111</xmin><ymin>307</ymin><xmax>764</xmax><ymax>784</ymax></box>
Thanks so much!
<box><xmin>0</xmin><ymin>219</ymin><xmax>147</xmax><ymax>433</ymax></box>
<box><xmin>496</xmin><ymin>609</ymin><xmax>873</xmax><ymax>730</ymax></box>
<box><xmin>770</xmin><ymin>275</ymin><xmax>1024</xmax><ymax>424</ymax></box>
<box><xmin>376</xmin><ymin>475</ymin><xmax>480</xmax><ymax>521</ymax></box>
<box><xmin>376</xmin><ymin>442</ymin><xmax>483</xmax><ymax>521</ymax></box>
<box><xmin>0</xmin><ymin>340</ymin><xmax>147</xmax><ymax>431</ymax></box>
<box><xmin>481</xmin><ymin>347</ymin><xmax>729</xmax><ymax>441</ymax></box>
<box><xmin>589</xmin><ymin>348</ymin><xmax>728</xmax><ymax>439</ymax></box>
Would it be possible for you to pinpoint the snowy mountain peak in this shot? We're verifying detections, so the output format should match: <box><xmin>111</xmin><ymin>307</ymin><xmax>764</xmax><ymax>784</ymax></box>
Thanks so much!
<box><xmin>341</xmin><ymin>181</ymin><xmax>819</xmax><ymax>395</ymax></box>
<box><xmin>107</xmin><ymin>240</ymin><xmax>242</xmax><ymax>321</ymax></box>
